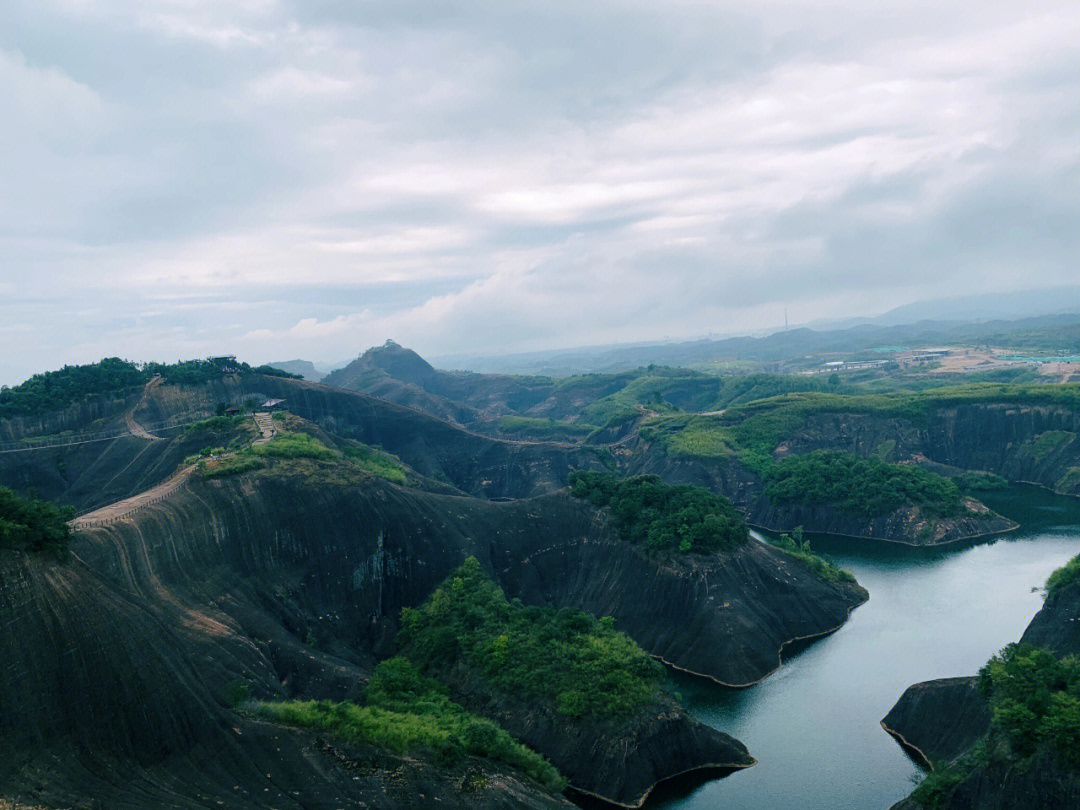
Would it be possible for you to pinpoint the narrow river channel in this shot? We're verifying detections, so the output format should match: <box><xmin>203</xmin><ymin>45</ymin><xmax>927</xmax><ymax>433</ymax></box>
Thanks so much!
<box><xmin>648</xmin><ymin>485</ymin><xmax>1080</xmax><ymax>810</ymax></box>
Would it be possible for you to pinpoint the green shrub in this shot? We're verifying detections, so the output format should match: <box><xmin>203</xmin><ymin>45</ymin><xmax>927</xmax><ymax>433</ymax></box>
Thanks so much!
<box><xmin>399</xmin><ymin>558</ymin><xmax>663</xmax><ymax>720</ymax></box>
<box><xmin>247</xmin><ymin>657</ymin><xmax>564</xmax><ymax>791</ymax></box>
<box><xmin>1017</xmin><ymin>430</ymin><xmax>1076</xmax><ymax>462</ymax></box>
<box><xmin>0</xmin><ymin>487</ymin><xmax>74</xmax><ymax>554</ymax></box>
<box><xmin>955</xmin><ymin>471</ymin><xmax>1008</xmax><ymax>492</ymax></box>
<box><xmin>910</xmin><ymin>762</ymin><xmax>969</xmax><ymax>809</ymax></box>
<box><xmin>1046</xmin><ymin>554</ymin><xmax>1080</xmax><ymax>600</ymax></box>
<box><xmin>251</xmin><ymin>432</ymin><xmax>336</xmax><ymax>460</ymax></box>
<box><xmin>185</xmin><ymin>414</ymin><xmax>247</xmax><ymax>432</ymax></box>
<box><xmin>199</xmin><ymin>454</ymin><xmax>265</xmax><ymax>479</ymax></box>
<box><xmin>341</xmin><ymin>443</ymin><xmax>409</xmax><ymax>484</ymax></box>
<box><xmin>767</xmin><ymin>528</ymin><xmax>855</xmax><ymax>584</ymax></box>
<box><xmin>978</xmin><ymin>644</ymin><xmax>1080</xmax><ymax>767</ymax></box>
<box><xmin>764</xmin><ymin>451</ymin><xmax>961</xmax><ymax>518</ymax></box>
<box><xmin>568</xmin><ymin>471</ymin><xmax>748</xmax><ymax>555</ymax></box>
<box><xmin>640</xmin><ymin>415</ymin><xmax>735</xmax><ymax>459</ymax></box>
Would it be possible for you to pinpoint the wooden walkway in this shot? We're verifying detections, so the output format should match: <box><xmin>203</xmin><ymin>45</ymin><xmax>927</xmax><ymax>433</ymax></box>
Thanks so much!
<box><xmin>70</xmin><ymin>464</ymin><xmax>195</xmax><ymax>529</ymax></box>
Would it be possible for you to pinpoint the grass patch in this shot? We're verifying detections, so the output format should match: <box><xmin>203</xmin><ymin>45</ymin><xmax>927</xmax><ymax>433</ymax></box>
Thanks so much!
<box><xmin>194</xmin><ymin>429</ymin><xmax>411</xmax><ymax>485</ymax></box>
<box><xmin>498</xmin><ymin>415</ymin><xmax>595</xmax><ymax>439</ymax></box>
<box><xmin>342</xmin><ymin>443</ymin><xmax>409</xmax><ymax>485</ymax></box>
<box><xmin>569</xmin><ymin>471</ymin><xmax>748</xmax><ymax>555</ymax></box>
<box><xmin>246</xmin><ymin>656</ymin><xmax>564</xmax><ymax>791</ymax></box>
<box><xmin>199</xmin><ymin>454</ymin><xmax>265</xmax><ymax>479</ymax></box>
<box><xmin>399</xmin><ymin>558</ymin><xmax>663</xmax><ymax>720</ymax></box>
<box><xmin>640</xmin><ymin>415</ymin><xmax>735</xmax><ymax>459</ymax></box>
<box><xmin>250</xmin><ymin>432</ymin><xmax>337</xmax><ymax>460</ymax></box>
<box><xmin>765</xmin><ymin>528</ymin><xmax>856</xmax><ymax>584</ymax></box>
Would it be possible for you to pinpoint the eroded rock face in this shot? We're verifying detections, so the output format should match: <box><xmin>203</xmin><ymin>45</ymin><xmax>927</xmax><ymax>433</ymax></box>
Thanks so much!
<box><xmin>1021</xmin><ymin>577</ymin><xmax>1080</xmax><ymax>658</ymax></box>
<box><xmin>881</xmin><ymin>678</ymin><xmax>991</xmax><ymax>769</ymax></box>
<box><xmin>885</xmin><ymin>574</ymin><xmax>1080</xmax><ymax>809</ymax></box>
<box><xmin>1</xmin><ymin>462</ymin><xmax>869</xmax><ymax>808</ymax></box>
<box><xmin>438</xmin><ymin>669</ymin><xmax>752</xmax><ymax>808</ymax></box>
<box><xmin>890</xmin><ymin>754</ymin><xmax>1080</xmax><ymax>810</ymax></box>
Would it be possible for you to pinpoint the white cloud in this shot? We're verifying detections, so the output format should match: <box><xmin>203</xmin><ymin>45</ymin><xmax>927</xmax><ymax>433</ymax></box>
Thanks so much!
<box><xmin>2</xmin><ymin>0</ymin><xmax>1080</xmax><ymax>383</ymax></box>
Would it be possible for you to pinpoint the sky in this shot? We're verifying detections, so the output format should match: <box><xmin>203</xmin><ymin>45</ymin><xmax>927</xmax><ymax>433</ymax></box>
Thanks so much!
<box><xmin>2</xmin><ymin>1</ymin><xmax>1080</xmax><ymax>384</ymax></box>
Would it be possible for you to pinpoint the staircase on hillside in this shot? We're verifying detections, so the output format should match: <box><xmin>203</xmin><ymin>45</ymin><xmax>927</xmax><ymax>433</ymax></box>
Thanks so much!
<box><xmin>252</xmin><ymin>412</ymin><xmax>276</xmax><ymax>445</ymax></box>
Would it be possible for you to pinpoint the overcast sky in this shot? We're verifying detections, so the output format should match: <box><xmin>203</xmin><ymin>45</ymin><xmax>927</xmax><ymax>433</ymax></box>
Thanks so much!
<box><xmin>2</xmin><ymin>1</ymin><xmax>1079</xmax><ymax>383</ymax></box>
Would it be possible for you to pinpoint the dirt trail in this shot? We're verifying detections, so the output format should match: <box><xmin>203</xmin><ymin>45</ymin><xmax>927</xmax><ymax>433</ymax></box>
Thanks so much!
<box><xmin>70</xmin><ymin>410</ymin><xmax>278</xmax><ymax>530</ymax></box>
<box><xmin>124</xmin><ymin>375</ymin><xmax>164</xmax><ymax>440</ymax></box>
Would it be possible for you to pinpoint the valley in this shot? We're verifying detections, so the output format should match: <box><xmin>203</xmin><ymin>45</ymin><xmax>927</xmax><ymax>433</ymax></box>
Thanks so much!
<box><xmin>4</xmin><ymin>338</ymin><xmax>1080</xmax><ymax>809</ymax></box>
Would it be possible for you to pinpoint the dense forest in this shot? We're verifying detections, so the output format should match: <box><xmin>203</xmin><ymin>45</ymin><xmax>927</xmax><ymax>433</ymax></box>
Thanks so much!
<box><xmin>763</xmin><ymin>450</ymin><xmax>962</xmax><ymax>517</ymax></box>
<box><xmin>398</xmin><ymin>558</ymin><xmax>664</xmax><ymax>719</ymax></box>
<box><xmin>0</xmin><ymin>357</ymin><xmax>297</xmax><ymax>418</ymax></box>
<box><xmin>569</xmin><ymin>471</ymin><xmax>749</xmax><ymax>554</ymax></box>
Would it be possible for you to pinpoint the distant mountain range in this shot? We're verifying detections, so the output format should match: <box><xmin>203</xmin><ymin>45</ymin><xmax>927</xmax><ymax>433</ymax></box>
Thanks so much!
<box><xmin>276</xmin><ymin>287</ymin><xmax>1080</xmax><ymax>379</ymax></box>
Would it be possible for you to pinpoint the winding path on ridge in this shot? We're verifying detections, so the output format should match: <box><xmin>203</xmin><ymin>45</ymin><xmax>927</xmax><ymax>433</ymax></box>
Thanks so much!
<box><xmin>70</xmin><ymin>411</ymin><xmax>276</xmax><ymax>530</ymax></box>
<box><xmin>124</xmin><ymin>375</ymin><xmax>164</xmax><ymax>440</ymax></box>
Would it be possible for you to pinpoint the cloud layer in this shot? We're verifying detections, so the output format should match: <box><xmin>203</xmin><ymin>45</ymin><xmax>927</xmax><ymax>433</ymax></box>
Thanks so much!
<box><xmin>2</xmin><ymin>1</ymin><xmax>1079</xmax><ymax>382</ymax></box>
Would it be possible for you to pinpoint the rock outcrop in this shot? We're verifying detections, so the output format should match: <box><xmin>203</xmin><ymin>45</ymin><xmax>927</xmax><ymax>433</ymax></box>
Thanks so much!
<box><xmin>881</xmin><ymin>678</ymin><xmax>991</xmax><ymax>768</ymax></box>
<box><xmin>885</xmin><ymin>567</ymin><xmax>1080</xmax><ymax>808</ymax></box>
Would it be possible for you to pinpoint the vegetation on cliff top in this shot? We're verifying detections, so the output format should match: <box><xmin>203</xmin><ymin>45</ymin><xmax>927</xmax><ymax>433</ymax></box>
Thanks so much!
<box><xmin>914</xmin><ymin>642</ymin><xmax>1080</xmax><ymax>807</ymax></box>
<box><xmin>569</xmin><ymin>471</ymin><xmax>748</xmax><ymax>555</ymax></box>
<box><xmin>767</xmin><ymin>528</ymin><xmax>856</xmax><ymax>584</ymax></box>
<box><xmin>247</xmin><ymin>656</ymin><xmax>564</xmax><ymax>791</ymax></box>
<box><xmin>197</xmin><ymin>429</ymin><xmax>410</xmax><ymax>485</ymax></box>
<box><xmin>0</xmin><ymin>486</ymin><xmax>74</xmax><ymax>554</ymax></box>
<box><xmin>763</xmin><ymin>451</ymin><xmax>962</xmax><ymax>518</ymax></box>
<box><xmin>0</xmin><ymin>357</ymin><xmax>297</xmax><ymax>418</ymax></box>
<box><xmin>498</xmin><ymin>415</ymin><xmax>595</xmax><ymax>439</ymax></box>
<box><xmin>977</xmin><ymin>643</ymin><xmax>1080</xmax><ymax>767</ymax></box>
<box><xmin>398</xmin><ymin>558</ymin><xmax>663</xmax><ymax>720</ymax></box>
<box><xmin>1046</xmin><ymin>553</ymin><xmax>1080</xmax><ymax>600</ymax></box>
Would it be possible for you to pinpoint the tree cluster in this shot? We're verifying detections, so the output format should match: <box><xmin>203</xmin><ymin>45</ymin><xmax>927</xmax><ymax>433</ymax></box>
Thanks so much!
<box><xmin>569</xmin><ymin>471</ymin><xmax>748</xmax><ymax>554</ymax></box>
<box><xmin>0</xmin><ymin>486</ymin><xmax>74</xmax><ymax>554</ymax></box>
<box><xmin>398</xmin><ymin>558</ymin><xmax>663</xmax><ymax>720</ymax></box>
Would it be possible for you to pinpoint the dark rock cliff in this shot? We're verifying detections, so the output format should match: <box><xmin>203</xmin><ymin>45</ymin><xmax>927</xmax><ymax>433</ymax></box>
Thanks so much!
<box><xmin>0</xmin><ymin>460</ymin><xmax>868</xmax><ymax>807</ymax></box>
<box><xmin>0</xmin><ymin>552</ymin><xmax>570</xmax><ymax>810</ymax></box>
<box><xmin>881</xmin><ymin>677</ymin><xmax>991</xmax><ymax>769</ymax></box>
<box><xmin>886</xmin><ymin>570</ymin><xmax>1080</xmax><ymax>808</ymax></box>
<box><xmin>441</xmin><ymin>670</ymin><xmax>751</xmax><ymax>808</ymax></box>
<box><xmin>1020</xmin><ymin>577</ymin><xmax>1080</xmax><ymax>658</ymax></box>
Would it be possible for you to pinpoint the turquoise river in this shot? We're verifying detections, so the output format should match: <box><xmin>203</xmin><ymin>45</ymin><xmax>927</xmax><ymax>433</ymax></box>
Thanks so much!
<box><xmin>648</xmin><ymin>485</ymin><xmax>1080</xmax><ymax>810</ymax></box>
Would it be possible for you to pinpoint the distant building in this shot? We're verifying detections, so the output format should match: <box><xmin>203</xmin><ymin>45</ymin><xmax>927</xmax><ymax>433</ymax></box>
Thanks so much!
<box><xmin>818</xmin><ymin>359</ymin><xmax>888</xmax><ymax>373</ymax></box>
<box><xmin>260</xmin><ymin>398</ymin><xmax>286</xmax><ymax>410</ymax></box>
<box><xmin>910</xmin><ymin>347</ymin><xmax>951</xmax><ymax>360</ymax></box>
<box><xmin>224</xmin><ymin>406</ymin><xmax>240</xmax><ymax>416</ymax></box>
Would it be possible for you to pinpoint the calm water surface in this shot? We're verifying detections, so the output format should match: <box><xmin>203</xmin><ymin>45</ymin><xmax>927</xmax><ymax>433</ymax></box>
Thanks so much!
<box><xmin>649</xmin><ymin>486</ymin><xmax>1080</xmax><ymax>810</ymax></box>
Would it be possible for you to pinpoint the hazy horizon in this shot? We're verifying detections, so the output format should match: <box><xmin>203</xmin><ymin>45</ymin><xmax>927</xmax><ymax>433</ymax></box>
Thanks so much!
<box><xmin>4</xmin><ymin>1</ymin><xmax>1080</xmax><ymax>384</ymax></box>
